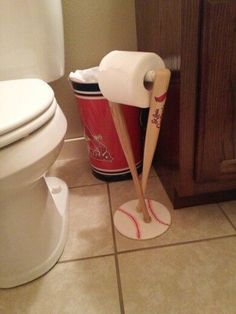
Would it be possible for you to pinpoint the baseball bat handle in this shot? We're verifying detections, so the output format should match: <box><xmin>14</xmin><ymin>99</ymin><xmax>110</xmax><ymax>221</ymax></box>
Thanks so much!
<box><xmin>110</xmin><ymin>102</ymin><xmax>151</xmax><ymax>223</ymax></box>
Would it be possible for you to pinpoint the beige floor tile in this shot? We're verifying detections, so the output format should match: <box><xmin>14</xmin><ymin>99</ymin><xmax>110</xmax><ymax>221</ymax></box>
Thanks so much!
<box><xmin>109</xmin><ymin>177</ymin><xmax>235</xmax><ymax>252</ymax></box>
<box><xmin>49</xmin><ymin>138</ymin><xmax>156</xmax><ymax>188</ymax></box>
<box><xmin>48</xmin><ymin>157</ymin><xmax>103</xmax><ymax>188</ymax></box>
<box><xmin>48</xmin><ymin>139</ymin><xmax>104</xmax><ymax>188</ymax></box>
<box><xmin>219</xmin><ymin>200</ymin><xmax>236</xmax><ymax>228</ymax></box>
<box><xmin>0</xmin><ymin>257</ymin><xmax>120</xmax><ymax>314</ymax></box>
<box><xmin>57</xmin><ymin>138</ymin><xmax>86</xmax><ymax>161</ymax></box>
<box><xmin>118</xmin><ymin>237</ymin><xmax>236</xmax><ymax>314</ymax></box>
<box><xmin>60</xmin><ymin>185</ymin><xmax>114</xmax><ymax>261</ymax></box>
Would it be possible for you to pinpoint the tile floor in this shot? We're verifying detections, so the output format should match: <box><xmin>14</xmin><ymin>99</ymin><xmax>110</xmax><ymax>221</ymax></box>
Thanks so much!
<box><xmin>0</xmin><ymin>140</ymin><xmax>235</xmax><ymax>314</ymax></box>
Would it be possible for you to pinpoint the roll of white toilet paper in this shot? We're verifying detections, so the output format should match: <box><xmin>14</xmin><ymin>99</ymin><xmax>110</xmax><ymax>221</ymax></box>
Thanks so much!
<box><xmin>98</xmin><ymin>50</ymin><xmax>165</xmax><ymax>108</ymax></box>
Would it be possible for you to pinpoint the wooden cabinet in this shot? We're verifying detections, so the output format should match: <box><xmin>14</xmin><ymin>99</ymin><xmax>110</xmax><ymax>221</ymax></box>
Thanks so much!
<box><xmin>135</xmin><ymin>0</ymin><xmax>236</xmax><ymax>208</ymax></box>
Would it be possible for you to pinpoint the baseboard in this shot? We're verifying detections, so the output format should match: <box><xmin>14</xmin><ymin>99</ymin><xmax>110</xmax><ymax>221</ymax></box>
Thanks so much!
<box><xmin>57</xmin><ymin>137</ymin><xmax>87</xmax><ymax>161</ymax></box>
<box><xmin>172</xmin><ymin>188</ymin><xmax>236</xmax><ymax>209</ymax></box>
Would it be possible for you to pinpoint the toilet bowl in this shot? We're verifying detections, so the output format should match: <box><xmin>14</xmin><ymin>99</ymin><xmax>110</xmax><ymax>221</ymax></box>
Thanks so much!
<box><xmin>0</xmin><ymin>78</ymin><xmax>69</xmax><ymax>288</ymax></box>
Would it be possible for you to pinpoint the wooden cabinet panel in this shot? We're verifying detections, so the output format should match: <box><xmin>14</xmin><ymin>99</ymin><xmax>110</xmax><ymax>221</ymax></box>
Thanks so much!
<box><xmin>135</xmin><ymin>0</ymin><xmax>236</xmax><ymax>207</ymax></box>
<box><xmin>195</xmin><ymin>0</ymin><xmax>236</xmax><ymax>182</ymax></box>
<box><xmin>135</xmin><ymin>0</ymin><xmax>181</xmax><ymax>70</ymax></box>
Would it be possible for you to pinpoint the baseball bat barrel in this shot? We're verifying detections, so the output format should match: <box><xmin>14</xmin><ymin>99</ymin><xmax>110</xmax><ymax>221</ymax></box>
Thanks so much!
<box><xmin>137</xmin><ymin>68</ymin><xmax>171</xmax><ymax>211</ymax></box>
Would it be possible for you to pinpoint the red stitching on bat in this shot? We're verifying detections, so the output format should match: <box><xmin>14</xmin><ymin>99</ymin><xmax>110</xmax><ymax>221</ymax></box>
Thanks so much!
<box><xmin>118</xmin><ymin>207</ymin><xmax>141</xmax><ymax>239</ymax></box>
<box><xmin>155</xmin><ymin>92</ymin><xmax>167</xmax><ymax>103</ymax></box>
<box><xmin>146</xmin><ymin>199</ymin><xmax>170</xmax><ymax>226</ymax></box>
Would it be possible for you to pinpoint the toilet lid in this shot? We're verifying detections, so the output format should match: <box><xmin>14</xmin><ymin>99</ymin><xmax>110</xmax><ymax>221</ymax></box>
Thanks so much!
<box><xmin>0</xmin><ymin>79</ymin><xmax>56</xmax><ymax>148</ymax></box>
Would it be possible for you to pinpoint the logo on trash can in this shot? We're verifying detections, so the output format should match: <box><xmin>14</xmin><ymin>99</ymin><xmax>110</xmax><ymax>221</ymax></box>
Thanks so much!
<box><xmin>85</xmin><ymin>126</ymin><xmax>114</xmax><ymax>162</ymax></box>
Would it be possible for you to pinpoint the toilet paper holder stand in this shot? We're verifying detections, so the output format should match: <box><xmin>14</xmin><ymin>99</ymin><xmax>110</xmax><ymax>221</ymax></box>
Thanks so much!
<box><xmin>99</xmin><ymin>52</ymin><xmax>172</xmax><ymax>240</ymax></box>
<box><xmin>110</xmin><ymin>69</ymin><xmax>171</xmax><ymax>240</ymax></box>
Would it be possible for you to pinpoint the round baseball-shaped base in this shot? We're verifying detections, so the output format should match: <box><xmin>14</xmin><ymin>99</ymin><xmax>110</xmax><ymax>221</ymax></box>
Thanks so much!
<box><xmin>113</xmin><ymin>199</ymin><xmax>171</xmax><ymax>240</ymax></box>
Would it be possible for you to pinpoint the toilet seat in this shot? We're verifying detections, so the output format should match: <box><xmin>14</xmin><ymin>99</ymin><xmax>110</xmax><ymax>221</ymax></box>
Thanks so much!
<box><xmin>0</xmin><ymin>78</ymin><xmax>56</xmax><ymax>148</ymax></box>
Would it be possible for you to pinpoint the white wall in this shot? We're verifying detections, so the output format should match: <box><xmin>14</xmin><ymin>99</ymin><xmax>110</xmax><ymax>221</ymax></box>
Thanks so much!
<box><xmin>50</xmin><ymin>0</ymin><xmax>137</xmax><ymax>139</ymax></box>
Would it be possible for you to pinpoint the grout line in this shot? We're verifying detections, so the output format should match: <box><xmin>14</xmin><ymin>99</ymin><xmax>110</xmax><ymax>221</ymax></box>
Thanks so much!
<box><xmin>64</xmin><ymin>168</ymin><xmax>158</xmax><ymax>193</ymax></box>
<box><xmin>57</xmin><ymin>234</ymin><xmax>236</xmax><ymax>265</ymax></box>
<box><xmin>113</xmin><ymin>254</ymin><xmax>125</xmax><ymax>314</ymax></box>
<box><xmin>106</xmin><ymin>183</ymin><xmax>118</xmax><ymax>253</ymax></box>
<box><xmin>107</xmin><ymin>183</ymin><xmax>125</xmax><ymax>314</ymax></box>
<box><xmin>116</xmin><ymin>234</ymin><xmax>236</xmax><ymax>256</ymax></box>
<box><xmin>217</xmin><ymin>203</ymin><xmax>236</xmax><ymax>231</ymax></box>
<box><xmin>58</xmin><ymin>253</ymin><xmax>115</xmax><ymax>264</ymax></box>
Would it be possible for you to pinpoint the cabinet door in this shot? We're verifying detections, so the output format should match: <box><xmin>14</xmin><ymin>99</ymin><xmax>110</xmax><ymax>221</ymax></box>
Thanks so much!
<box><xmin>195</xmin><ymin>0</ymin><xmax>236</xmax><ymax>182</ymax></box>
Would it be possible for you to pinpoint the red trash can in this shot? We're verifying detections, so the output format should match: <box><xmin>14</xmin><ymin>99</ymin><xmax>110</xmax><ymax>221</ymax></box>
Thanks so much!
<box><xmin>70</xmin><ymin>80</ymin><xmax>143</xmax><ymax>181</ymax></box>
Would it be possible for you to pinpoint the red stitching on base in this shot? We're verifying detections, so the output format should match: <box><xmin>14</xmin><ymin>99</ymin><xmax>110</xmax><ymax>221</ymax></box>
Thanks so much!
<box><xmin>118</xmin><ymin>207</ymin><xmax>141</xmax><ymax>239</ymax></box>
<box><xmin>146</xmin><ymin>199</ymin><xmax>170</xmax><ymax>226</ymax></box>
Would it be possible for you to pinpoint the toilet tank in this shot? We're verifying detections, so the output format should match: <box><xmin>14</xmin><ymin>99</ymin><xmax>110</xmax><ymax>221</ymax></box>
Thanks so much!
<box><xmin>0</xmin><ymin>0</ymin><xmax>64</xmax><ymax>82</ymax></box>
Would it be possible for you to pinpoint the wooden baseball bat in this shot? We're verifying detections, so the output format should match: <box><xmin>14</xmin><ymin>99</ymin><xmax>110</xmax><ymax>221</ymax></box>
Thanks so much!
<box><xmin>137</xmin><ymin>68</ymin><xmax>171</xmax><ymax>211</ymax></box>
<box><xmin>109</xmin><ymin>102</ymin><xmax>151</xmax><ymax>223</ymax></box>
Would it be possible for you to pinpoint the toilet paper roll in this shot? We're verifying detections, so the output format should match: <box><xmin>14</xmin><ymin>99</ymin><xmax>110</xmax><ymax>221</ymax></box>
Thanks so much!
<box><xmin>98</xmin><ymin>50</ymin><xmax>165</xmax><ymax>108</ymax></box>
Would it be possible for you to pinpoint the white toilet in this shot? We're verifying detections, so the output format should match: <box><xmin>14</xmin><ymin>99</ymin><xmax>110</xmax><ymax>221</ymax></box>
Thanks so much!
<box><xmin>0</xmin><ymin>1</ymin><xmax>69</xmax><ymax>288</ymax></box>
